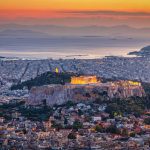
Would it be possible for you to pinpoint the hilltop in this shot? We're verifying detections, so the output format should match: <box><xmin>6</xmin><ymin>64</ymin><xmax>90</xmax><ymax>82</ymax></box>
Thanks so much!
<box><xmin>128</xmin><ymin>45</ymin><xmax>150</xmax><ymax>57</ymax></box>
<box><xmin>10</xmin><ymin>72</ymin><xmax>78</xmax><ymax>90</ymax></box>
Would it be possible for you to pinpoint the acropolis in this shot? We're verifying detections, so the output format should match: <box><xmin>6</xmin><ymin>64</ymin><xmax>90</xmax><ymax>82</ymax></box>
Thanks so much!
<box><xmin>71</xmin><ymin>76</ymin><xmax>100</xmax><ymax>85</ymax></box>
<box><xmin>28</xmin><ymin>75</ymin><xmax>145</xmax><ymax>106</ymax></box>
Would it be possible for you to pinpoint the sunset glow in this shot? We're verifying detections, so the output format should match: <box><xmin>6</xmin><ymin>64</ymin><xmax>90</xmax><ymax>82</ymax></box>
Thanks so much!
<box><xmin>1</xmin><ymin>0</ymin><xmax>150</xmax><ymax>17</ymax></box>
<box><xmin>1</xmin><ymin>0</ymin><xmax>150</xmax><ymax>11</ymax></box>
<box><xmin>0</xmin><ymin>0</ymin><xmax>150</xmax><ymax>27</ymax></box>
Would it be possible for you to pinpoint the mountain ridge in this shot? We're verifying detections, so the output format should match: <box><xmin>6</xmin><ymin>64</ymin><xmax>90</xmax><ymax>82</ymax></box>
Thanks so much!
<box><xmin>0</xmin><ymin>24</ymin><xmax>150</xmax><ymax>37</ymax></box>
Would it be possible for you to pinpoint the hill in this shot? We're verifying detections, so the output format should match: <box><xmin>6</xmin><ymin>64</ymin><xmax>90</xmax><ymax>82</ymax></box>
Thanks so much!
<box><xmin>128</xmin><ymin>45</ymin><xmax>150</xmax><ymax>57</ymax></box>
<box><xmin>10</xmin><ymin>72</ymin><xmax>78</xmax><ymax>90</ymax></box>
<box><xmin>0</xmin><ymin>24</ymin><xmax>150</xmax><ymax>37</ymax></box>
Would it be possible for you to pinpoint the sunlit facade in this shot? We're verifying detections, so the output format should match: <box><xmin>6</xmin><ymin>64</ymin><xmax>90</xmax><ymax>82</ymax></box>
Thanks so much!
<box><xmin>71</xmin><ymin>76</ymin><xmax>99</xmax><ymax>85</ymax></box>
<box><xmin>114</xmin><ymin>80</ymin><xmax>141</xmax><ymax>87</ymax></box>
<box><xmin>128</xmin><ymin>81</ymin><xmax>141</xmax><ymax>86</ymax></box>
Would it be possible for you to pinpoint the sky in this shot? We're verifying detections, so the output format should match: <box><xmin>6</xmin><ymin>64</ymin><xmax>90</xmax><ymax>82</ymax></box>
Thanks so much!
<box><xmin>0</xmin><ymin>0</ymin><xmax>150</xmax><ymax>27</ymax></box>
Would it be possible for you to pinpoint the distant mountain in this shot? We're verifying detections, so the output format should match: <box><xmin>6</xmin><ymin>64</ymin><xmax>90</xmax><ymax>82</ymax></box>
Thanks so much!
<box><xmin>0</xmin><ymin>24</ymin><xmax>149</xmax><ymax>52</ymax></box>
<box><xmin>0</xmin><ymin>24</ymin><xmax>150</xmax><ymax>38</ymax></box>
<box><xmin>128</xmin><ymin>45</ymin><xmax>150</xmax><ymax>57</ymax></box>
<box><xmin>0</xmin><ymin>29</ymin><xmax>49</xmax><ymax>38</ymax></box>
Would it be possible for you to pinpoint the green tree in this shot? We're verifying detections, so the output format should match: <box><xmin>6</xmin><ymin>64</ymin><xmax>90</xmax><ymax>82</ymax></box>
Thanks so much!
<box><xmin>95</xmin><ymin>125</ymin><xmax>103</xmax><ymax>132</ymax></box>
<box><xmin>73</xmin><ymin>120</ymin><xmax>83</xmax><ymax>130</ymax></box>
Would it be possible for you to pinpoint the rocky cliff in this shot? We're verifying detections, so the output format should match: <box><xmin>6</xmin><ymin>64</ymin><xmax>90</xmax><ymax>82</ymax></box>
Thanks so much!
<box><xmin>28</xmin><ymin>81</ymin><xmax>145</xmax><ymax>106</ymax></box>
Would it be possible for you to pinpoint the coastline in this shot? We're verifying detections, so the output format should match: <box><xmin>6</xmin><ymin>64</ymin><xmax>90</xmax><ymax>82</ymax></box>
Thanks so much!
<box><xmin>0</xmin><ymin>47</ymin><xmax>140</xmax><ymax>60</ymax></box>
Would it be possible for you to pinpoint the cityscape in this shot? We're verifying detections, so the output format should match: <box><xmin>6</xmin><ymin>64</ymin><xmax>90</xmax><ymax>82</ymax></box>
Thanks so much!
<box><xmin>1</xmin><ymin>0</ymin><xmax>150</xmax><ymax>150</ymax></box>
<box><xmin>1</xmin><ymin>49</ymin><xmax>150</xmax><ymax>149</ymax></box>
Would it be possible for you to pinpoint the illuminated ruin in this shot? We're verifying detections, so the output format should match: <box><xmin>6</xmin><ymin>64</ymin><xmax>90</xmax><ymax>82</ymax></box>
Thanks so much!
<box><xmin>114</xmin><ymin>80</ymin><xmax>141</xmax><ymax>87</ymax></box>
<box><xmin>128</xmin><ymin>81</ymin><xmax>141</xmax><ymax>86</ymax></box>
<box><xmin>71</xmin><ymin>75</ymin><xmax>99</xmax><ymax>85</ymax></box>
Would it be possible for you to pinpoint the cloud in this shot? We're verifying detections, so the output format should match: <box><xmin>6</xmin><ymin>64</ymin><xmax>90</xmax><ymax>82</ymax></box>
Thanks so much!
<box><xmin>0</xmin><ymin>9</ymin><xmax>150</xmax><ymax>28</ymax></box>
<box><xmin>61</xmin><ymin>10</ymin><xmax>150</xmax><ymax>17</ymax></box>
<box><xmin>1</xmin><ymin>9</ymin><xmax>150</xmax><ymax>19</ymax></box>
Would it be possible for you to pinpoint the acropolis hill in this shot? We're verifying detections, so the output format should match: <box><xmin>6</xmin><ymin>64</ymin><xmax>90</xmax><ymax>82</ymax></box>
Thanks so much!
<box><xmin>28</xmin><ymin>76</ymin><xmax>145</xmax><ymax>106</ymax></box>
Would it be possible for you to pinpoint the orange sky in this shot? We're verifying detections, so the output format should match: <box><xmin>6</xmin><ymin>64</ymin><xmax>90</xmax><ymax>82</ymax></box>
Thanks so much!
<box><xmin>1</xmin><ymin>0</ymin><xmax>150</xmax><ymax>12</ymax></box>
<box><xmin>0</xmin><ymin>0</ymin><xmax>150</xmax><ymax>27</ymax></box>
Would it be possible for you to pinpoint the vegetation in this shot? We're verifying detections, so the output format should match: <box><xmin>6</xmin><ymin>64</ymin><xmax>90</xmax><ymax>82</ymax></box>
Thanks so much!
<box><xmin>142</xmin><ymin>82</ymin><xmax>150</xmax><ymax>95</ymax></box>
<box><xmin>18</xmin><ymin>106</ymin><xmax>53</xmax><ymax>121</ymax></box>
<box><xmin>106</xmin><ymin>125</ymin><xmax>119</xmax><ymax>134</ymax></box>
<box><xmin>129</xmin><ymin>132</ymin><xmax>136</xmax><ymax>137</ymax></box>
<box><xmin>78</xmin><ymin>109</ymin><xmax>84</xmax><ymax>116</ymax></box>
<box><xmin>105</xmin><ymin>97</ymin><xmax>146</xmax><ymax>117</ymax></box>
<box><xmin>95</xmin><ymin>125</ymin><xmax>103</xmax><ymax>132</ymax></box>
<box><xmin>73</xmin><ymin>120</ymin><xmax>83</xmax><ymax>130</ymax></box>
<box><xmin>51</xmin><ymin>120</ymin><xmax>63</xmax><ymax>130</ymax></box>
<box><xmin>65</xmin><ymin>101</ymin><xmax>75</xmax><ymax>108</ymax></box>
<box><xmin>144</xmin><ymin>118</ymin><xmax>150</xmax><ymax>125</ymax></box>
<box><xmin>11</xmin><ymin>71</ymin><xmax>78</xmax><ymax>90</ymax></box>
<box><xmin>0</xmin><ymin>101</ymin><xmax>25</xmax><ymax>121</ymax></box>
<box><xmin>68</xmin><ymin>132</ymin><xmax>76</xmax><ymax>139</ymax></box>
<box><xmin>95</xmin><ymin>124</ymin><xmax>120</xmax><ymax>134</ymax></box>
<box><xmin>0</xmin><ymin>100</ymin><xmax>53</xmax><ymax>122</ymax></box>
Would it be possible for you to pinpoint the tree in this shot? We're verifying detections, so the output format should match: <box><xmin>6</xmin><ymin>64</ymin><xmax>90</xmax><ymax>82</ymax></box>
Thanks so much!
<box><xmin>51</xmin><ymin>121</ymin><xmax>63</xmax><ymax>130</ymax></box>
<box><xmin>85</xmin><ymin>93</ymin><xmax>91</xmax><ymax>98</ymax></box>
<box><xmin>78</xmin><ymin>109</ymin><xmax>83</xmax><ymax>116</ymax></box>
<box><xmin>73</xmin><ymin>120</ymin><xmax>83</xmax><ymax>130</ymax></box>
<box><xmin>42</xmin><ymin>99</ymin><xmax>47</xmax><ymax>108</ymax></box>
<box><xmin>68</xmin><ymin>132</ymin><xmax>76</xmax><ymax>139</ymax></box>
<box><xmin>121</xmin><ymin>128</ymin><xmax>128</xmax><ymax>136</ymax></box>
<box><xmin>95</xmin><ymin>97</ymin><xmax>102</xmax><ymax>104</ymax></box>
<box><xmin>66</xmin><ymin>101</ymin><xmax>74</xmax><ymax>108</ymax></box>
<box><xmin>144</xmin><ymin>118</ymin><xmax>150</xmax><ymax>125</ymax></box>
<box><xmin>95</xmin><ymin>125</ymin><xmax>103</xmax><ymax>132</ymax></box>
<box><xmin>106</xmin><ymin>125</ymin><xmax>119</xmax><ymax>134</ymax></box>
<box><xmin>22</xmin><ymin>129</ymin><xmax>27</xmax><ymax>134</ymax></box>
<box><xmin>130</xmin><ymin>132</ymin><xmax>135</xmax><ymax>137</ymax></box>
<box><xmin>64</xmin><ymin>118</ymin><xmax>68</xmax><ymax>125</ymax></box>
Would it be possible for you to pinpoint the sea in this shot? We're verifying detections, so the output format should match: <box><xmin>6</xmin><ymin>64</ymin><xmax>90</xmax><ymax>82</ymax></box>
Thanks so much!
<box><xmin>0</xmin><ymin>37</ymin><xmax>149</xmax><ymax>59</ymax></box>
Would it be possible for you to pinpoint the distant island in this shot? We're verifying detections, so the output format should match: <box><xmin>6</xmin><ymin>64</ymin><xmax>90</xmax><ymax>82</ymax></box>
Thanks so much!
<box><xmin>0</xmin><ymin>56</ymin><xmax>5</xmax><ymax>59</ymax></box>
<box><xmin>65</xmin><ymin>54</ymin><xmax>88</xmax><ymax>58</ymax></box>
<box><xmin>128</xmin><ymin>45</ymin><xmax>150</xmax><ymax>57</ymax></box>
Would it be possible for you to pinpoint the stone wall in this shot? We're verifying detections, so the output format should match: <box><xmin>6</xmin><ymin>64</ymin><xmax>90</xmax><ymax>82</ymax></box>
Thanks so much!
<box><xmin>27</xmin><ymin>81</ymin><xmax>145</xmax><ymax>106</ymax></box>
